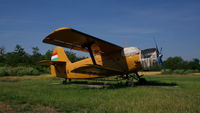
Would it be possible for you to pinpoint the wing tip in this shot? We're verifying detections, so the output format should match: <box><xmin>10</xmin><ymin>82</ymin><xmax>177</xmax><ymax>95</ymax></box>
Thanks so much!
<box><xmin>42</xmin><ymin>27</ymin><xmax>72</xmax><ymax>43</ymax></box>
<box><xmin>55</xmin><ymin>27</ymin><xmax>71</xmax><ymax>32</ymax></box>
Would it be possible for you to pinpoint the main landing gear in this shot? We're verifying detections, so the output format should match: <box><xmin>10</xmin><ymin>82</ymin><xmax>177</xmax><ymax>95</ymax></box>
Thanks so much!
<box><xmin>124</xmin><ymin>72</ymin><xmax>147</xmax><ymax>86</ymax></box>
<box><xmin>62</xmin><ymin>78</ymin><xmax>71</xmax><ymax>84</ymax></box>
<box><xmin>134</xmin><ymin>72</ymin><xmax>147</xmax><ymax>85</ymax></box>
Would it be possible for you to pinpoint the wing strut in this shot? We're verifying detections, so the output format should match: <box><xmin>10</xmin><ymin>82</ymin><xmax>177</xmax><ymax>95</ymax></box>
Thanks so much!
<box><xmin>86</xmin><ymin>46</ymin><xmax>97</xmax><ymax>65</ymax></box>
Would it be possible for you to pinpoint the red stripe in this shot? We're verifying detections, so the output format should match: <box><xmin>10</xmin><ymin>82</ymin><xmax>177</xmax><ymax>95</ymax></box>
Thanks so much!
<box><xmin>52</xmin><ymin>53</ymin><xmax>58</xmax><ymax>56</ymax></box>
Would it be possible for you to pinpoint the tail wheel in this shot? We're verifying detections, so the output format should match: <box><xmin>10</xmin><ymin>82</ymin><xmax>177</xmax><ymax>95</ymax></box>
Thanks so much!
<box><xmin>62</xmin><ymin>78</ymin><xmax>72</xmax><ymax>85</ymax></box>
<box><xmin>62</xmin><ymin>79</ymin><xmax>67</xmax><ymax>84</ymax></box>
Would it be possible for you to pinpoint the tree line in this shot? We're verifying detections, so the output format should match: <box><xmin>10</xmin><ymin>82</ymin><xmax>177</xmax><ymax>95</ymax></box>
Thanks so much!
<box><xmin>164</xmin><ymin>56</ymin><xmax>200</xmax><ymax>70</ymax></box>
<box><xmin>0</xmin><ymin>45</ymin><xmax>85</xmax><ymax>76</ymax></box>
<box><xmin>0</xmin><ymin>44</ymin><xmax>199</xmax><ymax>76</ymax></box>
<box><xmin>163</xmin><ymin>56</ymin><xmax>200</xmax><ymax>74</ymax></box>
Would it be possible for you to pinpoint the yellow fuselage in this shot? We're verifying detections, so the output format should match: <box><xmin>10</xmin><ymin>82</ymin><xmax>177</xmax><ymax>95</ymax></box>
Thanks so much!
<box><xmin>51</xmin><ymin>54</ymin><xmax>141</xmax><ymax>79</ymax></box>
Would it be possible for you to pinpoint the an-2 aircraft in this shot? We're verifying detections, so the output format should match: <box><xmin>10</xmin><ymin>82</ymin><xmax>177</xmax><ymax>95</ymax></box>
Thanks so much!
<box><xmin>40</xmin><ymin>27</ymin><xmax>165</xmax><ymax>85</ymax></box>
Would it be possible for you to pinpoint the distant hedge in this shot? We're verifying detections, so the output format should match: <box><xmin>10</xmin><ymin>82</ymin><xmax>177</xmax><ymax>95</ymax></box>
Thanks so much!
<box><xmin>0</xmin><ymin>45</ymin><xmax>85</xmax><ymax>76</ymax></box>
<box><xmin>0</xmin><ymin>66</ymin><xmax>49</xmax><ymax>76</ymax></box>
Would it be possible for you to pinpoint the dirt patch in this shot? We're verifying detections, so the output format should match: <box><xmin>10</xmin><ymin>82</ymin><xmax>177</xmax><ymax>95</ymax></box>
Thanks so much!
<box><xmin>32</xmin><ymin>106</ymin><xmax>59</xmax><ymax>113</ymax></box>
<box><xmin>80</xmin><ymin>84</ymin><xmax>106</xmax><ymax>88</ymax></box>
<box><xmin>0</xmin><ymin>102</ymin><xmax>16</xmax><ymax>113</ymax></box>
<box><xmin>0</xmin><ymin>75</ymin><xmax>52</xmax><ymax>82</ymax></box>
<box><xmin>0</xmin><ymin>102</ymin><xmax>59</xmax><ymax>113</ymax></box>
<box><xmin>138</xmin><ymin>72</ymin><xmax>161</xmax><ymax>76</ymax></box>
<box><xmin>139</xmin><ymin>72</ymin><xmax>200</xmax><ymax>76</ymax></box>
<box><xmin>191</xmin><ymin>73</ymin><xmax>200</xmax><ymax>76</ymax></box>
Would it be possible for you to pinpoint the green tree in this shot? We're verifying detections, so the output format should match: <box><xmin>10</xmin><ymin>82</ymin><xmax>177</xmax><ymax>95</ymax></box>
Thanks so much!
<box><xmin>43</xmin><ymin>50</ymin><xmax>52</xmax><ymax>60</ymax></box>
<box><xmin>0</xmin><ymin>46</ymin><xmax>5</xmax><ymax>66</ymax></box>
<box><xmin>0</xmin><ymin>46</ymin><xmax>5</xmax><ymax>55</ymax></box>
<box><xmin>164</xmin><ymin>56</ymin><xmax>185</xmax><ymax>70</ymax></box>
<box><xmin>14</xmin><ymin>44</ymin><xmax>26</xmax><ymax>56</ymax></box>
<box><xmin>32</xmin><ymin>47</ymin><xmax>41</xmax><ymax>56</ymax></box>
<box><xmin>65</xmin><ymin>51</ymin><xmax>85</xmax><ymax>62</ymax></box>
<box><xmin>188</xmin><ymin>58</ymin><xmax>200</xmax><ymax>70</ymax></box>
<box><xmin>31</xmin><ymin>46</ymin><xmax>42</xmax><ymax>64</ymax></box>
<box><xmin>164</xmin><ymin>57</ymin><xmax>200</xmax><ymax>70</ymax></box>
<box><xmin>5</xmin><ymin>45</ymin><xmax>30</xmax><ymax>66</ymax></box>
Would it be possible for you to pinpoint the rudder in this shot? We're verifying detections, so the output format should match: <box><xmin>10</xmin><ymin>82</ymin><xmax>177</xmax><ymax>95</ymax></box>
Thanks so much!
<box><xmin>51</xmin><ymin>46</ymin><xmax>71</xmax><ymax>64</ymax></box>
<box><xmin>50</xmin><ymin>46</ymin><xmax>71</xmax><ymax>78</ymax></box>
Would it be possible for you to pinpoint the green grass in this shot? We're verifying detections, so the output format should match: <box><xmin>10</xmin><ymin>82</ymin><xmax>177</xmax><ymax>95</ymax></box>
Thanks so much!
<box><xmin>0</xmin><ymin>75</ymin><xmax>200</xmax><ymax>113</ymax></box>
<box><xmin>161</xmin><ymin>69</ymin><xmax>200</xmax><ymax>75</ymax></box>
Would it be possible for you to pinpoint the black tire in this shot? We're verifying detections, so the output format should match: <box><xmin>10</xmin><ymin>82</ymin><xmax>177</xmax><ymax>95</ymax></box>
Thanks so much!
<box><xmin>139</xmin><ymin>78</ymin><xmax>146</xmax><ymax>85</ymax></box>
<box><xmin>126</xmin><ymin>80</ymin><xmax>134</xmax><ymax>87</ymax></box>
<box><xmin>62</xmin><ymin>80</ymin><xmax>67</xmax><ymax>84</ymax></box>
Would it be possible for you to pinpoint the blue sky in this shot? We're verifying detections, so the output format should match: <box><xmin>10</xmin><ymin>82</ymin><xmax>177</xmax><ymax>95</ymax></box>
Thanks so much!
<box><xmin>0</xmin><ymin>0</ymin><xmax>200</xmax><ymax>60</ymax></box>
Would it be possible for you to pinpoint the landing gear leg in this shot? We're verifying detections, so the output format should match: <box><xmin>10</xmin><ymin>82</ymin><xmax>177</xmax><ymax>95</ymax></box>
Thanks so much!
<box><xmin>125</xmin><ymin>74</ymin><xmax>134</xmax><ymax>87</ymax></box>
<box><xmin>62</xmin><ymin>78</ymin><xmax>67</xmax><ymax>84</ymax></box>
<box><xmin>135</xmin><ymin>72</ymin><xmax>146</xmax><ymax>85</ymax></box>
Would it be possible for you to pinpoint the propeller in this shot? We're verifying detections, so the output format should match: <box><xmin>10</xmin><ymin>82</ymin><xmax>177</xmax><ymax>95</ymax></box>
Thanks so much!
<box><xmin>153</xmin><ymin>38</ymin><xmax>166</xmax><ymax>72</ymax></box>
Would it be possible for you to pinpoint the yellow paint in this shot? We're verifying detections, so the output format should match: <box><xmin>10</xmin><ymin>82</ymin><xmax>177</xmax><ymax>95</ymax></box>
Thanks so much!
<box><xmin>48</xmin><ymin>47</ymin><xmax>142</xmax><ymax>79</ymax></box>
<box><xmin>50</xmin><ymin>65</ymin><xmax>56</xmax><ymax>77</ymax></box>
<box><xmin>125</xmin><ymin>54</ymin><xmax>141</xmax><ymax>72</ymax></box>
<box><xmin>54</xmin><ymin>27</ymin><xmax>71</xmax><ymax>32</ymax></box>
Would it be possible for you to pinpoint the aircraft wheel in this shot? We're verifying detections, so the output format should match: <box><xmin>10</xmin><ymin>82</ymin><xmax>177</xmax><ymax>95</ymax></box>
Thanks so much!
<box><xmin>126</xmin><ymin>80</ymin><xmax>134</xmax><ymax>87</ymax></box>
<box><xmin>62</xmin><ymin>79</ymin><xmax>67</xmax><ymax>84</ymax></box>
<box><xmin>139</xmin><ymin>78</ymin><xmax>146</xmax><ymax>85</ymax></box>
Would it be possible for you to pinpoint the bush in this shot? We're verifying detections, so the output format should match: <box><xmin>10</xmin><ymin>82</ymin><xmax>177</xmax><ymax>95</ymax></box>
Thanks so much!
<box><xmin>184</xmin><ymin>69</ymin><xmax>199</xmax><ymax>74</ymax></box>
<box><xmin>16</xmin><ymin>67</ymin><xmax>40</xmax><ymax>75</ymax></box>
<box><xmin>161</xmin><ymin>69</ymin><xmax>173</xmax><ymax>74</ymax></box>
<box><xmin>0</xmin><ymin>66</ymin><xmax>41</xmax><ymax>76</ymax></box>
<box><xmin>0</xmin><ymin>67</ymin><xmax>8</xmax><ymax>76</ymax></box>
<box><xmin>173</xmin><ymin>69</ymin><xmax>185</xmax><ymax>74</ymax></box>
<box><xmin>32</xmin><ymin>65</ymin><xmax>50</xmax><ymax>74</ymax></box>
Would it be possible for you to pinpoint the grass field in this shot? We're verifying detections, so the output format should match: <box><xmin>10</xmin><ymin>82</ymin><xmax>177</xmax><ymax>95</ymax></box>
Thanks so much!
<box><xmin>0</xmin><ymin>75</ymin><xmax>200</xmax><ymax>113</ymax></box>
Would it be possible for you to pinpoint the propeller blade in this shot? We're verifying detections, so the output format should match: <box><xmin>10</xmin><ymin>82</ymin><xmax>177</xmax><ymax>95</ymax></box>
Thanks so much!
<box><xmin>160</xmin><ymin>47</ymin><xmax>163</xmax><ymax>54</ymax></box>
<box><xmin>157</xmin><ymin>55</ymin><xmax>166</xmax><ymax>72</ymax></box>
<box><xmin>153</xmin><ymin>37</ymin><xmax>159</xmax><ymax>53</ymax></box>
<box><xmin>153</xmin><ymin>38</ymin><xmax>166</xmax><ymax>72</ymax></box>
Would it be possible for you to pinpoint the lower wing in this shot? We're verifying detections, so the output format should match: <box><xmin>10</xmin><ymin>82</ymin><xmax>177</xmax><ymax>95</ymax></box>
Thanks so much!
<box><xmin>71</xmin><ymin>64</ymin><xmax>123</xmax><ymax>76</ymax></box>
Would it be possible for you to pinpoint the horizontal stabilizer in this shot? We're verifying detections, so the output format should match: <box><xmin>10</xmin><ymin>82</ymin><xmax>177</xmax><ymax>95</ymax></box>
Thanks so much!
<box><xmin>38</xmin><ymin>60</ymin><xmax>66</xmax><ymax>65</ymax></box>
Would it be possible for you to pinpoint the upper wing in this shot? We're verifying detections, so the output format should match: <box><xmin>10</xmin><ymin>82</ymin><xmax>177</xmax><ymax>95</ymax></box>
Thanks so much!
<box><xmin>43</xmin><ymin>27</ymin><xmax>123</xmax><ymax>55</ymax></box>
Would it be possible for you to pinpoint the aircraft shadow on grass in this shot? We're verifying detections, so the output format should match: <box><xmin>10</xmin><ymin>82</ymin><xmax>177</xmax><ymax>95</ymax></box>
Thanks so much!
<box><xmin>58</xmin><ymin>80</ymin><xmax>178</xmax><ymax>89</ymax></box>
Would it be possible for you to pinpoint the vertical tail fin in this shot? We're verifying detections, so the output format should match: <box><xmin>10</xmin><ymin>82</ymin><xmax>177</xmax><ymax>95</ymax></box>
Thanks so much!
<box><xmin>51</xmin><ymin>46</ymin><xmax>71</xmax><ymax>64</ymax></box>
<box><xmin>50</xmin><ymin>46</ymin><xmax>71</xmax><ymax>78</ymax></box>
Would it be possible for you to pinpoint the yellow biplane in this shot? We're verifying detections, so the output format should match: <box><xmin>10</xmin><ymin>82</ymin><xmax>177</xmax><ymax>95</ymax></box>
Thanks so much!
<box><xmin>40</xmin><ymin>27</ymin><xmax>165</xmax><ymax>84</ymax></box>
